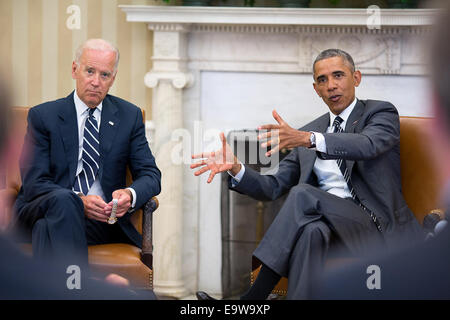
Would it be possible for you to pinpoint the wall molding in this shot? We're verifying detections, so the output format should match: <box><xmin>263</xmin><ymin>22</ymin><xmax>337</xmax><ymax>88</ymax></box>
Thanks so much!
<box><xmin>120</xmin><ymin>6</ymin><xmax>438</xmax><ymax>27</ymax></box>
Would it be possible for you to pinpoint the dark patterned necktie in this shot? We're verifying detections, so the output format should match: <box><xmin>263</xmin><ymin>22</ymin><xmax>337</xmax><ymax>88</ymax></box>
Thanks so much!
<box><xmin>333</xmin><ymin>116</ymin><xmax>382</xmax><ymax>232</ymax></box>
<box><xmin>332</xmin><ymin>116</ymin><xmax>357</xmax><ymax>200</ymax></box>
<box><xmin>73</xmin><ymin>108</ymin><xmax>100</xmax><ymax>195</ymax></box>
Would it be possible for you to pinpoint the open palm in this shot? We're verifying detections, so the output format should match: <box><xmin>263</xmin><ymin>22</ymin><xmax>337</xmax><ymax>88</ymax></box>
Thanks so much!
<box><xmin>190</xmin><ymin>132</ymin><xmax>237</xmax><ymax>183</ymax></box>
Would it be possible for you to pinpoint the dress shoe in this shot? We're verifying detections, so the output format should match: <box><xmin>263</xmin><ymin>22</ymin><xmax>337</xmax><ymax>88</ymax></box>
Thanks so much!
<box><xmin>196</xmin><ymin>291</ymin><xmax>217</xmax><ymax>300</ymax></box>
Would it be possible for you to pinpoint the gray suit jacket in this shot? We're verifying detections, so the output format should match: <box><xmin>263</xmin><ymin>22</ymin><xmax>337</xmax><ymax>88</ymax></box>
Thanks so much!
<box><xmin>231</xmin><ymin>99</ymin><xmax>423</xmax><ymax>246</ymax></box>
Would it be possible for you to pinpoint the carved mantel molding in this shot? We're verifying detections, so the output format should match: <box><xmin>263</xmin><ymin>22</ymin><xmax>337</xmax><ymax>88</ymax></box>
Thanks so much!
<box><xmin>120</xmin><ymin>6</ymin><xmax>437</xmax><ymax>27</ymax></box>
<box><xmin>121</xmin><ymin>6</ymin><xmax>437</xmax><ymax>76</ymax></box>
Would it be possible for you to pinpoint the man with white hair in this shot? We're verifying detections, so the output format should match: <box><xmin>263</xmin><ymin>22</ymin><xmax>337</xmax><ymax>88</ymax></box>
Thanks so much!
<box><xmin>13</xmin><ymin>39</ymin><xmax>161</xmax><ymax>266</ymax></box>
<box><xmin>0</xmin><ymin>76</ymin><xmax>157</xmax><ymax>300</ymax></box>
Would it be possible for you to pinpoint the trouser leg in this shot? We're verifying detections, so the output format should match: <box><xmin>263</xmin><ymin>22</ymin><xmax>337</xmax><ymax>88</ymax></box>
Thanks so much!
<box><xmin>84</xmin><ymin>218</ymin><xmax>134</xmax><ymax>246</ymax></box>
<box><xmin>286</xmin><ymin>220</ymin><xmax>331</xmax><ymax>299</ymax></box>
<box><xmin>17</xmin><ymin>189</ymin><xmax>88</xmax><ymax>265</ymax></box>
<box><xmin>244</xmin><ymin>220</ymin><xmax>331</xmax><ymax>300</ymax></box>
<box><xmin>253</xmin><ymin>184</ymin><xmax>383</xmax><ymax>298</ymax></box>
<box><xmin>31</xmin><ymin>218</ymin><xmax>52</xmax><ymax>260</ymax></box>
<box><xmin>254</xmin><ymin>184</ymin><xmax>381</xmax><ymax>276</ymax></box>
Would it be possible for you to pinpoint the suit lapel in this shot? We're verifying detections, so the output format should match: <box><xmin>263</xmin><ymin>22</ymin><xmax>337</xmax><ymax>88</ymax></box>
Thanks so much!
<box><xmin>99</xmin><ymin>95</ymin><xmax>120</xmax><ymax>180</ymax></box>
<box><xmin>345</xmin><ymin>99</ymin><xmax>364</xmax><ymax>133</ymax></box>
<box><xmin>58</xmin><ymin>92</ymin><xmax>79</xmax><ymax>183</ymax></box>
<box><xmin>299</xmin><ymin>113</ymin><xmax>330</xmax><ymax>183</ymax></box>
<box><xmin>316</xmin><ymin>113</ymin><xmax>331</xmax><ymax>134</ymax></box>
<box><xmin>344</xmin><ymin>99</ymin><xmax>365</xmax><ymax>174</ymax></box>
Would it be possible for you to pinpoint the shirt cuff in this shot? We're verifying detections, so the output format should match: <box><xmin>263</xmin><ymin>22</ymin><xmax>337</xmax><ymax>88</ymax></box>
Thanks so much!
<box><xmin>228</xmin><ymin>163</ymin><xmax>245</xmax><ymax>187</ymax></box>
<box><xmin>126</xmin><ymin>187</ymin><xmax>137</xmax><ymax>208</ymax></box>
<box><xmin>314</xmin><ymin>132</ymin><xmax>327</xmax><ymax>153</ymax></box>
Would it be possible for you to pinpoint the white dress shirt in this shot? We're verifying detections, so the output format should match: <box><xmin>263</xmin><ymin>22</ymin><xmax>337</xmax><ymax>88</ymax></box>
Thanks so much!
<box><xmin>73</xmin><ymin>91</ymin><xmax>136</xmax><ymax>207</ymax></box>
<box><xmin>311</xmin><ymin>98</ymin><xmax>357</xmax><ymax>198</ymax></box>
<box><xmin>229</xmin><ymin>98</ymin><xmax>358</xmax><ymax>199</ymax></box>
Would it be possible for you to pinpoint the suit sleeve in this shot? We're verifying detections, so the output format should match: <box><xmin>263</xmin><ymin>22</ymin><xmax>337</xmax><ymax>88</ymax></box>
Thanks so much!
<box><xmin>20</xmin><ymin>108</ymin><xmax>65</xmax><ymax>202</ymax></box>
<box><xmin>230</xmin><ymin>148</ymin><xmax>300</xmax><ymax>201</ymax></box>
<box><xmin>127</xmin><ymin>109</ymin><xmax>161</xmax><ymax>210</ymax></box>
<box><xmin>318</xmin><ymin>101</ymin><xmax>400</xmax><ymax>161</ymax></box>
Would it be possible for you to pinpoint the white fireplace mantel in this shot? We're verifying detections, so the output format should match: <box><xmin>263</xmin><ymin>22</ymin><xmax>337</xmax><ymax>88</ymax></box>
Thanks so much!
<box><xmin>121</xmin><ymin>6</ymin><xmax>438</xmax><ymax>77</ymax></box>
<box><xmin>120</xmin><ymin>6</ymin><xmax>437</xmax><ymax>26</ymax></box>
<box><xmin>121</xmin><ymin>5</ymin><xmax>437</xmax><ymax>298</ymax></box>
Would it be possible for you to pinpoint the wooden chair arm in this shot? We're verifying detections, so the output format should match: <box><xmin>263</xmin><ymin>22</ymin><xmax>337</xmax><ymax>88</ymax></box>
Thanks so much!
<box><xmin>141</xmin><ymin>196</ymin><xmax>159</xmax><ymax>270</ymax></box>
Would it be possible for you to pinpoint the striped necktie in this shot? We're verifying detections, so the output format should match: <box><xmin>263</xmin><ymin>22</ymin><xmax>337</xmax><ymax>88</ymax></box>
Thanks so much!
<box><xmin>332</xmin><ymin>116</ymin><xmax>357</xmax><ymax>200</ymax></box>
<box><xmin>333</xmin><ymin>116</ymin><xmax>382</xmax><ymax>232</ymax></box>
<box><xmin>73</xmin><ymin>107</ymin><xmax>100</xmax><ymax>195</ymax></box>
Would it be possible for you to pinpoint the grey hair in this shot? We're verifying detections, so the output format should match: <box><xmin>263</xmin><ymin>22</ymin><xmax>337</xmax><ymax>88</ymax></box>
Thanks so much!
<box><xmin>74</xmin><ymin>39</ymin><xmax>120</xmax><ymax>74</ymax></box>
<box><xmin>313</xmin><ymin>49</ymin><xmax>356</xmax><ymax>78</ymax></box>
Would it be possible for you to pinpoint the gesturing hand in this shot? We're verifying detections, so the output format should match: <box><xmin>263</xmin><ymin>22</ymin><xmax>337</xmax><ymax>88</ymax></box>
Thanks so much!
<box><xmin>258</xmin><ymin>110</ymin><xmax>311</xmax><ymax>157</ymax></box>
<box><xmin>190</xmin><ymin>132</ymin><xmax>241</xmax><ymax>183</ymax></box>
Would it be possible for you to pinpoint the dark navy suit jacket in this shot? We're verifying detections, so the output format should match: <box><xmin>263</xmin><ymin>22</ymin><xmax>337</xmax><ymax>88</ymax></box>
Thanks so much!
<box><xmin>14</xmin><ymin>91</ymin><xmax>161</xmax><ymax>247</ymax></box>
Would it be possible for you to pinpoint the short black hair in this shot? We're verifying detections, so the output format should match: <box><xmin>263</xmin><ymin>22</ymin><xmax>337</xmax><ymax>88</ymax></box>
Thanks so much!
<box><xmin>313</xmin><ymin>49</ymin><xmax>356</xmax><ymax>78</ymax></box>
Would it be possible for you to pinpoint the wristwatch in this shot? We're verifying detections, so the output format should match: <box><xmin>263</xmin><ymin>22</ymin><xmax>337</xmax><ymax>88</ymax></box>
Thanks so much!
<box><xmin>309</xmin><ymin>132</ymin><xmax>316</xmax><ymax>148</ymax></box>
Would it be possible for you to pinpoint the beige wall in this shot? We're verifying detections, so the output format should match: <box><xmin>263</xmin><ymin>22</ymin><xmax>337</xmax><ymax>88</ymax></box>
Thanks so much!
<box><xmin>0</xmin><ymin>0</ymin><xmax>159</xmax><ymax>120</ymax></box>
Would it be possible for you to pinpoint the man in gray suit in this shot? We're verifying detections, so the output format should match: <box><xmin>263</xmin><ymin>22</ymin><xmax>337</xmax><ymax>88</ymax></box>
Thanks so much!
<box><xmin>191</xmin><ymin>49</ymin><xmax>423</xmax><ymax>299</ymax></box>
<box><xmin>314</xmin><ymin>4</ymin><xmax>450</xmax><ymax>300</ymax></box>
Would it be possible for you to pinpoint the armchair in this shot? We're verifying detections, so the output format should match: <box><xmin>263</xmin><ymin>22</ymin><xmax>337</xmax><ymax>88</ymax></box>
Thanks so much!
<box><xmin>0</xmin><ymin>106</ymin><xmax>158</xmax><ymax>290</ymax></box>
<box><xmin>250</xmin><ymin>116</ymin><xmax>446</xmax><ymax>296</ymax></box>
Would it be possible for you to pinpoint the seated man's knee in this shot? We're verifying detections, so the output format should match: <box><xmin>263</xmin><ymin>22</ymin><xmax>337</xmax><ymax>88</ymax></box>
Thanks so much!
<box><xmin>289</xmin><ymin>184</ymin><xmax>317</xmax><ymax>198</ymax></box>
<box><xmin>45</xmin><ymin>189</ymin><xmax>84</xmax><ymax>216</ymax></box>
<box><xmin>287</xmin><ymin>184</ymin><xmax>319</xmax><ymax>212</ymax></box>
<box><xmin>302</xmin><ymin>220</ymin><xmax>331</xmax><ymax>240</ymax></box>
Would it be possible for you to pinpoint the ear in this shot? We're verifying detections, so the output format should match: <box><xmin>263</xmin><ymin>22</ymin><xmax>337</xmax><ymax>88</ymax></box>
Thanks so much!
<box><xmin>313</xmin><ymin>82</ymin><xmax>321</xmax><ymax>97</ymax></box>
<box><xmin>353</xmin><ymin>70</ymin><xmax>362</xmax><ymax>87</ymax></box>
<box><xmin>71</xmin><ymin>61</ymin><xmax>78</xmax><ymax>80</ymax></box>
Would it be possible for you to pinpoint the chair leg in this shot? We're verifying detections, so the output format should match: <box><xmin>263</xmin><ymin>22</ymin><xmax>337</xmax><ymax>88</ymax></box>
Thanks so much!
<box><xmin>141</xmin><ymin>197</ymin><xmax>159</xmax><ymax>290</ymax></box>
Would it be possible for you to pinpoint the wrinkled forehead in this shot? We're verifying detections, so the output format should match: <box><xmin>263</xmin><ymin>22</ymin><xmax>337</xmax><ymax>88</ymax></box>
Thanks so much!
<box><xmin>79</xmin><ymin>49</ymin><xmax>116</xmax><ymax>71</ymax></box>
<box><xmin>313</xmin><ymin>56</ymin><xmax>353</xmax><ymax>79</ymax></box>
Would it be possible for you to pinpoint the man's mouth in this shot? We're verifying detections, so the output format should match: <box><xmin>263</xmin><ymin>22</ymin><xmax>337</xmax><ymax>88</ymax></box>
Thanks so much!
<box><xmin>329</xmin><ymin>95</ymin><xmax>341</xmax><ymax>102</ymax></box>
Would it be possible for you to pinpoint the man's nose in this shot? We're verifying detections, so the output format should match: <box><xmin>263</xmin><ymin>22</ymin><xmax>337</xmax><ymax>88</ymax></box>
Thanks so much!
<box><xmin>91</xmin><ymin>74</ymin><xmax>100</xmax><ymax>87</ymax></box>
<box><xmin>327</xmin><ymin>78</ymin><xmax>337</xmax><ymax>91</ymax></box>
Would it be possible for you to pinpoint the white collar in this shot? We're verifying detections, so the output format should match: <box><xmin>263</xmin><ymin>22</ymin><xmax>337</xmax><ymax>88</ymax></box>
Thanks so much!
<box><xmin>329</xmin><ymin>97</ymin><xmax>358</xmax><ymax>128</ymax></box>
<box><xmin>73</xmin><ymin>90</ymin><xmax>103</xmax><ymax>117</ymax></box>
